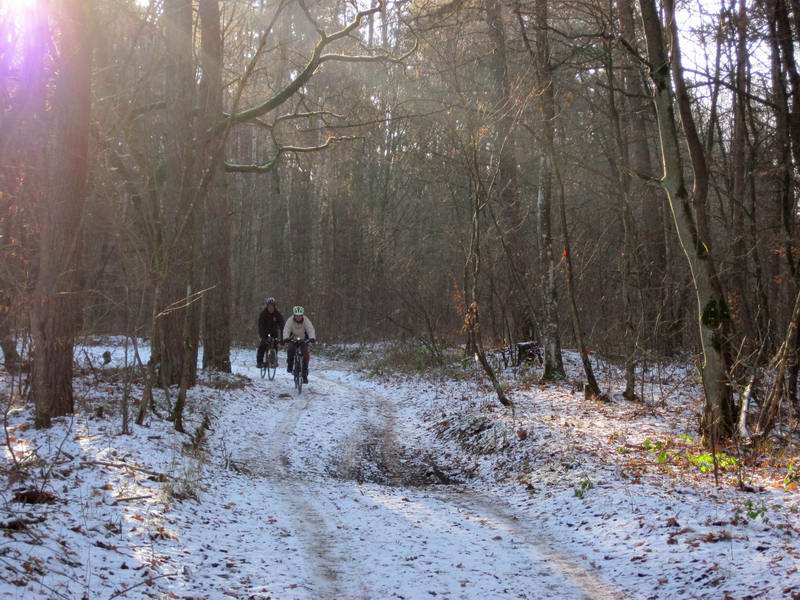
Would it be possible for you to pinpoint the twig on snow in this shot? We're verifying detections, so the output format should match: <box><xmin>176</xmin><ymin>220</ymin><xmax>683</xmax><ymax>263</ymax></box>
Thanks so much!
<box><xmin>107</xmin><ymin>572</ymin><xmax>179</xmax><ymax>599</ymax></box>
<box><xmin>112</xmin><ymin>494</ymin><xmax>154</xmax><ymax>505</ymax></box>
<box><xmin>80</xmin><ymin>460</ymin><xmax>175</xmax><ymax>481</ymax></box>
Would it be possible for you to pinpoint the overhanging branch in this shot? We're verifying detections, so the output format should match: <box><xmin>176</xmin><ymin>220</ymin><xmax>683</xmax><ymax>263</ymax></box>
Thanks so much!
<box><xmin>225</xmin><ymin>5</ymin><xmax>416</xmax><ymax>127</ymax></box>
<box><xmin>226</xmin><ymin>6</ymin><xmax>383</xmax><ymax>126</ymax></box>
<box><xmin>318</xmin><ymin>40</ymin><xmax>418</xmax><ymax>66</ymax></box>
<box><xmin>225</xmin><ymin>136</ymin><xmax>359</xmax><ymax>173</ymax></box>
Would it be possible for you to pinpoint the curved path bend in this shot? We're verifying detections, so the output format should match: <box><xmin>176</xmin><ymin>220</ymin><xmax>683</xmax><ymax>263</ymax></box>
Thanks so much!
<box><xmin>236</xmin><ymin>360</ymin><xmax>623</xmax><ymax>600</ymax></box>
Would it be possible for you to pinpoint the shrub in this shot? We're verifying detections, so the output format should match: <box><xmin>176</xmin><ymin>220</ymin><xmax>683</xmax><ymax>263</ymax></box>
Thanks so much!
<box><xmin>784</xmin><ymin>461</ymin><xmax>799</xmax><ymax>491</ymax></box>
<box><xmin>574</xmin><ymin>477</ymin><xmax>593</xmax><ymax>499</ymax></box>
<box><xmin>687</xmin><ymin>451</ymin><xmax>738</xmax><ymax>474</ymax></box>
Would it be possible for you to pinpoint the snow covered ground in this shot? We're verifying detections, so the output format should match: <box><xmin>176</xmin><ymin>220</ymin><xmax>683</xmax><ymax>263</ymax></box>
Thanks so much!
<box><xmin>1</xmin><ymin>342</ymin><xmax>798</xmax><ymax>598</ymax></box>
<box><xmin>333</xmin><ymin>353</ymin><xmax>800</xmax><ymax>600</ymax></box>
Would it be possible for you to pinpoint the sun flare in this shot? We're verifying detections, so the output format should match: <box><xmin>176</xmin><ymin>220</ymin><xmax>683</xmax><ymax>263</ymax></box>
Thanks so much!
<box><xmin>0</xmin><ymin>0</ymin><xmax>41</xmax><ymax>44</ymax></box>
<box><xmin>0</xmin><ymin>0</ymin><xmax>37</xmax><ymax>24</ymax></box>
<box><xmin>0</xmin><ymin>0</ymin><xmax>37</xmax><ymax>14</ymax></box>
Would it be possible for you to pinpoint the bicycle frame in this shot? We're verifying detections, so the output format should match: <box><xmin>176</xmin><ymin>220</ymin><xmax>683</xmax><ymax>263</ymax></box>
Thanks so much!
<box><xmin>289</xmin><ymin>336</ymin><xmax>309</xmax><ymax>393</ymax></box>
<box><xmin>261</xmin><ymin>335</ymin><xmax>279</xmax><ymax>380</ymax></box>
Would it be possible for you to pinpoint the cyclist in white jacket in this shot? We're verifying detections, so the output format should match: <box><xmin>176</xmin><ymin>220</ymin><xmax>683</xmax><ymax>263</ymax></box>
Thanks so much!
<box><xmin>283</xmin><ymin>306</ymin><xmax>316</xmax><ymax>383</ymax></box>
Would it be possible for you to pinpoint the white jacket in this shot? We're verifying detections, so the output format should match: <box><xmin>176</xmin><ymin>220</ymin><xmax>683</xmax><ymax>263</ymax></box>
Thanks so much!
<box><xmin>283</xmin><ymin>316</ymin><xmax>316</xmax><ymax>342</ymax></box>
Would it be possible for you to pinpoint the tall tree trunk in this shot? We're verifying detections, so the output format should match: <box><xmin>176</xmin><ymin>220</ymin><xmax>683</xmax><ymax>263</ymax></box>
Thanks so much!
<box><xmin>157</xmin><ymin>0</ymin><xmax>196</xmax><ymax>387</ymax></box>
<box><xmin>730</xmin><ymin>0</ymin><xmax>757</xmax><ymax>344</ymax></box>
<box><xmin>555</xmin><ymin>164</ymin><xmax>601</xmax><ymax>398</ymax></box>
<box><xmin>618</xmin><ymin>0</ymin><xmax>667</xmax><ymax>352</ymax></box>
<box><xmin>772</xmin><ymin>0</ymin><xmax>800</xmax><ymax>169</ymax></box>
<box><xmin>200</xmin><ymin>0</ymin><xmax>232</xmax><ymax>373</ymax></box>
<box><xmin>136</xmin><ymin>282</ymin><xmax>161</xmax><ymax>426</ymax></box>
<box><xmin>756</xmin><ymin>285</ymin><xmax>800</xmax><ymax>436</ymax></box>
<box><xmin>31</xmin><ymin>0</ymin><xmax>92</xmax><ymax>427</ymax></box>
<box><xmin>533</xmin><ymin>0</ymin><xmax>566</xmax><ymax>380</ymax></box>
<box><xmin>638</xmin><ymin>0</ymin><xmax>736</xmax><ymax>443</ymax></box>
<box><xmin>0</xmin><ymin>294</ymin><xmax>20</xmax><ymax>371</ymax></box>
<box><xmin>605</xmin><ymin>37</ymin><xmax>641</xmax><ymax>400</ymax></box>
<box><xmin>766</xmin><ymin>0</ymin><xmax>800</xmax><ymax>407</ymax></box>
<box><xmin>484</xmin><ymin>0</ymin><xmax>525</xmax><ymax>337</ymax></box>
<box><xmin>466</xmin><ymin>180</ymin><xmax>511</xmax><ymax>409</ymax></box>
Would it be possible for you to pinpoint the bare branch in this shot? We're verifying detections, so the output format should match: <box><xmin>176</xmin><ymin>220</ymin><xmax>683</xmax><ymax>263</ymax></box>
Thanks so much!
<box><xmin>226</xmin><ymin>5</ymin><xmax>416</xmax><ymax>127</ymax></box>
<box><xmin>225</xmin><ymin>136</ymin><xmax>359</xmax><ymax>173</ymax></box>
<box><xmin>318</xmin><ymin>39</ymin><xmax>418</xmax><ymax>66</ymax></box>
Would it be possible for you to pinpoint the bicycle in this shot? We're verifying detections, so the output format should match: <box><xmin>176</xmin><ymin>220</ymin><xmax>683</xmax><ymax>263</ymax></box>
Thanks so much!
<box><xmin>260</xmin><ymin>335</ymin><xmax>279</xmax><ymax>381</ymax></box>
<box><xmin>288</xmin><ymin>336</ymin><xmax>312</xmax><ymax>394</ymax></box>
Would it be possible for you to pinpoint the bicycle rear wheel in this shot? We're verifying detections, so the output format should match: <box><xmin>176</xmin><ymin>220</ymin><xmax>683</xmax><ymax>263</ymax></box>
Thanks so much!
<box><xmin>267</xmin><ymin>348</ymin><xmax>277</xmax><ymax>381</ymax></box>
<box><xmin>260</xmin><ymin>365</ymin><xmax>267</xmax><ymax>379</ymax></box>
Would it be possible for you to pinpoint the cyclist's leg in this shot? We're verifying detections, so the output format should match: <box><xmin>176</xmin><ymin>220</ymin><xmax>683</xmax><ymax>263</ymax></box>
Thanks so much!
<box><xmin>270</xmin><ymin>339</ymin><xmax>279</xmax><ymax>366</ymax></box>
<box><xmin>287</xmin><ymin>341</ymin><xmax>296</xmax><ymax>373</ymax></box>
<box><xmin>257</xmin><ymin>339</ymin><xmax>267</xmax><ymax>365</ymax></box>
<box><xmin>301</xmin><ymin>342</ymin><xmax>310</xmax><ymax>378</ymax></box>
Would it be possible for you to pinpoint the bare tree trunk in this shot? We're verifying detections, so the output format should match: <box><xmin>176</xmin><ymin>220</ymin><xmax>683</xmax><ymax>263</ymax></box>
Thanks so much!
<box><xmin>30</xmin><ymin>0</ymin><xmax>92</xmax><ymax>427</ymax></box>
<box><xmin>730</xmin><ymin>0</ymin><xmax>757</xmax><ymax>344</ymax></box>
<box><xmin>767</xmin><ymin>0</ymin><xmax>800</xmax><ymax>407</ymax></box>
<box><xmin>0</xmin><ymin>295</ymin><xmax>20</xmax><ymax>371</ymax></box>
<box><xmin>466</xmin><ymin>182</ymin><xmax>511</xmax><ymax>408</ymax></box>
<box><xmin>618</xmin><ymin>0</ymin><xmax>666</xmax><ymax>352</ymax></box>
<box><xmin>173</xmin><ymin>282</ymin><xmax>195</xmax><ymax>433</ymax></box>
<box><xmin>605</xmin><ymin>35</ymin><xmax>641</xmax><ymax>400</ymax></box>
<box><xmin>638</xmin><ymin>0</ymin><xmax>736</xmax><ymax>443</ymax></box>
<box><xmin>200</xmin><ymin>0</ymin><xmax>232</xmax><ymax>373</ymax></box>
<box><xmin>463</xmin><ymin>240</ymin><xmax>477</xmax><ymax>357</ymax></box>
<box><xmin>173</xmin><ymin>172</ymin><xmax>202</xmax><ymax>432</ymax></box>
<box><xmin>484</xmin><ymin>0</ymin><xmax>525</xmax><ymax>336</ymax></box>
<box><xmin>555</xmin><ymin>164</ymin><xmax>601</xmax><ymax>398</ymax></box>
<box><xmin>533</xmin><ymin>0</ymin><xmax>566</xmax><ymax>381</ymax></box>
<box><xmin>744</xmin><ymin>96</ymin><xmax>773</xmax><ymax>348</ymax></box>
<box><xmin>771</xmin><ymin>0</ymin><xmax>800</xmax><ymax>168</ymax></box>
<box><xmin>136</xmin><ymin>283</ymin><xmax>160</xmax><ymax>426</ymax></box>
<box><xmin>156</xmin><ymin>0</ymin><xmax>196</xmax><ymax>388</ymax></box>
<box><xmin>0</xmin><ymin>180</ymin><xmax>24</xmax><ymax>372</ymax></box>
<box><xmin>756</xmin><ymin>285</ymin><xmax>800</xmax><ymax>436</ymax></box>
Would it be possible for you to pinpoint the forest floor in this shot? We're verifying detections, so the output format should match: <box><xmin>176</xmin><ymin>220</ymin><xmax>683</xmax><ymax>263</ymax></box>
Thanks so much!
<box><xmin>1</xmin><ymin>340</ymin><xmax>799</xmax><ymax>599</ymax></box>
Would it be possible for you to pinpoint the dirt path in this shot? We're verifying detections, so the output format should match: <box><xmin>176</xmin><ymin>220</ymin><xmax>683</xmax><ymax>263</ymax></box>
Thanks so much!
<box><xmin>237</xmin><ymin>360</ymin><xmax>624</xmax><ymax>599</ymax></box>
<box><xmin>242</xmin><ymin>386</ymin><xmax>367</xmax><ymax>598</ymax></box>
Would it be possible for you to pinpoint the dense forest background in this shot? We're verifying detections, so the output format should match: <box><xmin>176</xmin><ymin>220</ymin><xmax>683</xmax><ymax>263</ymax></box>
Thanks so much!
<box><xmin>2</xmin><ymin>0</ymin><xmax>800</xmax><ymax>442</ymax></box>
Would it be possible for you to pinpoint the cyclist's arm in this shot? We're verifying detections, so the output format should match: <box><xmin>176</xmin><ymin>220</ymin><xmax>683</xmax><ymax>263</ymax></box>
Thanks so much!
<box><xmin>258</xmin><ymin>312</ymin><xmax>266</xmax><ymax>339</ymax></box>
<box><xmin>282</xmin><ymin>319</ymin><xmax>292</xmax><ymax>341</ymax></box>
<box><xmin>304</xmin><ymin>318</ymin><xmax>316</xmax><ymax>341</ymax></box>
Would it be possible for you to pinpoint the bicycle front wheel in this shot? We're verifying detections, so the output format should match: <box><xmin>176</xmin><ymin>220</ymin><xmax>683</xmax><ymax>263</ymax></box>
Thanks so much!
<box><xmin>267</xmin><ymin>349</ymin><xmax>277</xmax><ymax>381</ymax></box>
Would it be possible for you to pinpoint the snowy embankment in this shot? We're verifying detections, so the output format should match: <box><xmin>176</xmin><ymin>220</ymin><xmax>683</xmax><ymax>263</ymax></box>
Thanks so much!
<box><xmin>323</xmin><ymin>345</ymin><xmax>800</xmax><ymax>599</ymax></box>
<box><xmin>0</xmin><ymin>340</ymin><xmax>798</xmax><ymax>599</ymax></box>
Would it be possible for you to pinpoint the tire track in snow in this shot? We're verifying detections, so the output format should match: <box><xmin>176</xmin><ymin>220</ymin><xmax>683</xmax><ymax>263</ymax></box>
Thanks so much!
<box><xmin>314</xmin><ymin>370</ymin><xmax>399</xmax><ymax>482</ymax></box>
<box><xmin>315</xmin><ymin>367</ymin><xmax>625</xmax><ymax>600</ymax></box>
<box><xmin>429</xmin><ymin>488</ymin><xmax>625</xmax><ymax>600</ymax></box>
<box><xmin>243</xmin><ymin>381</ymin><xmax>368</xmax><ymax>599</ymax></box>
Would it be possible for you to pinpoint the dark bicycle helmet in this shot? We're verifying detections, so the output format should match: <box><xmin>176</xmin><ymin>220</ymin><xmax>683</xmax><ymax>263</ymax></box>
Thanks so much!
<box><xmin>265</xmin><ymin>296</ymin><xmax>276</xmax><ymax>306</ymax></box>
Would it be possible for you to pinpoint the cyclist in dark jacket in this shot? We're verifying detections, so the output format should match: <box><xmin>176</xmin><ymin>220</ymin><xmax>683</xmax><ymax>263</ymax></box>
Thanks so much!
<box><xmin>257</xmin><ymin>297</ymin><xmax>285</xmax><ymax>368</ymax></box>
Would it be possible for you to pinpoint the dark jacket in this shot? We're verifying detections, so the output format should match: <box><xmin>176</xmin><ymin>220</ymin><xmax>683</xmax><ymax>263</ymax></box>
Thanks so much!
<box><xmin>258</xmin><ymin>308</ymin><xmax>285</xmax><ymax>341</ymax></box>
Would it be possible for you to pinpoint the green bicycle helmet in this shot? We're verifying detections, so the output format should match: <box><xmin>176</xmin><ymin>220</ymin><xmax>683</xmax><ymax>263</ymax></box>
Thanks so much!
<box><xmin>292</xmin><ymin>306</ymin><xmax>305</xmax><ymax>317</ymax></box>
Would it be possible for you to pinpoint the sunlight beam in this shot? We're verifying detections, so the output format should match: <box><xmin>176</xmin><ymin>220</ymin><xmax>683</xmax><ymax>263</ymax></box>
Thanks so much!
<box><xmin>0</xmin><ymin>0</ymin><xmax>37</xmax><ymax>18</ymax></box>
